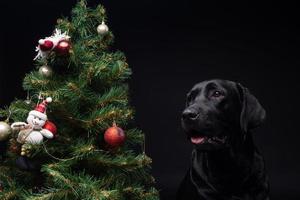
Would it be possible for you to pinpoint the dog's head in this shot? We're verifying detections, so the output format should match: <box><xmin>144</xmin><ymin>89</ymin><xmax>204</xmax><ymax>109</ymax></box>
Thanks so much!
<box><xmin>182</xmin><ymin>79</ymin><xmax>266</xmax><ymax>150</ymax></box>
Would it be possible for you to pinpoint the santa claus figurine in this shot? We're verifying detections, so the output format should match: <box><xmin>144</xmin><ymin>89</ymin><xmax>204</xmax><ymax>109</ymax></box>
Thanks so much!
<box><xmin>11</xmin><ymin>97</ymin><xmax>57</xmax><ymax>145</ymax></box>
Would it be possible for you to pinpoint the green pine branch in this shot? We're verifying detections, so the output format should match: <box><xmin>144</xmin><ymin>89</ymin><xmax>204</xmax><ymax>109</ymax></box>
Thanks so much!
<box><xmin>23</xmin><ymin>188</ymin><xmax>73</xmax><ymax>200</ymax></box>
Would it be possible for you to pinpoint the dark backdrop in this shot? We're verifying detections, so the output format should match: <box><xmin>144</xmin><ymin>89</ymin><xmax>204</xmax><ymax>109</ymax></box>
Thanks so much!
<box><xmin>0</xmin><ymin>1</ymin><xmax>299</xmax><ymax>199</ymax></box>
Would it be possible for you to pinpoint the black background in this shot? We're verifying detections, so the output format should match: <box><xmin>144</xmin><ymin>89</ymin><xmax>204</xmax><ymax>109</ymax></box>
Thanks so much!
<box><xmin>0</xmin><ymin>1</ymin><xmax>299</xmax><ymax>199</ymax></box>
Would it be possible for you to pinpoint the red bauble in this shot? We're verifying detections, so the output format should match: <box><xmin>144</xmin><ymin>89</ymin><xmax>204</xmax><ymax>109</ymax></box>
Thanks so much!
<box><xmin>43</xmin><ymin>121</ymin><xmax>57</xmax><ymax>137</ymax></box>
<box><xmin>104</xmin><ymin>124</ymin><xmax>126</xmax><ymax>147</ymax></box>
<box><xmin>55</xmin><ymin>40</ymin><xmax>71</xmax><ymax>55</ymax></box>
<box><xmin>39</xmin><ymin>39</ymin><xmax>54</xmax><ymax>51</ymax></box>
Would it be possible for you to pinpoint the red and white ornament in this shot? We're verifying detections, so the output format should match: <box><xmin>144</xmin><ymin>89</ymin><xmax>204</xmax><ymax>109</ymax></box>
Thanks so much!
<box><xmin>34</xmin><ymin>29</ymin><xmax>71</xmax><ymax>60</ymax></box>
<box><xmin>54</xmin><ymin>40</ymin><xmax>71</xmax><ymax>55</ymax></box>
<box><xmin>38</xmin><ymin>39</ymin><xmax>54</xmax><ymax>51</ymax></box>
<box><xmin>104</xmin><ymin>123</ymin><xmax>126</xmax><ymax>148</ymax></box>
<box><xmin>43</xmin><ymin>121</ymin><xmax>57</xmax><ymax>138</ymax></box>
<box><xmin>11</xmin><ymin>97</ymin><xmax>56</xmax><ymax>145</ymax></box>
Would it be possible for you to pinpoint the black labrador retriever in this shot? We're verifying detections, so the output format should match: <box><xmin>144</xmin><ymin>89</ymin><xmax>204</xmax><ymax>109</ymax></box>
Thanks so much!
<box><xmin>177</xmin><ymin>79</ymin><xmax>269</xmax><ymax>200</ymax></box>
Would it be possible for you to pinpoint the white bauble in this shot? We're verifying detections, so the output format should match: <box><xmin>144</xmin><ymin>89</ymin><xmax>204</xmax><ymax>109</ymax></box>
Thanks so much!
<box><xmin>46</xmin><ymin>97</ymin><xmax>52</xmax><ymax>103</ymax></box>
<box><xmin>97</xmin><ymin>21</ymin><xmax>109</xmax><ymax>35</ymax></box>
<box><xmin>26</xmin><ymin>131</ymin><xmax>44</xmax><ymax>144</ymax></box>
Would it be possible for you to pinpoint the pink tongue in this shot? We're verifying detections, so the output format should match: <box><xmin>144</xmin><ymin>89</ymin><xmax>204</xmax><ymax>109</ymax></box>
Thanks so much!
<box><xmin>191</xmin><ymin>137</ymin><xmax>205</xmax><ymax>144</ymax></box>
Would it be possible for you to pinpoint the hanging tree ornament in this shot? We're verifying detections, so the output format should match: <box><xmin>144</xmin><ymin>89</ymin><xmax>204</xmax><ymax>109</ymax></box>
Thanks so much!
<box><xmin>0</xmin><ymin>112</ymin><xmax>12</xmax><ymax>161</ymax></box>
<box><xmin>11</xmin><ymin>97</ymin><xmax>56</xmax><ymax>145</ymax></box>
<box><xmin>0</xmin><ymin>121</ymin><xmax>12</xmax><ymax>142</ymax></box>
<box><xmin>20</xmin><ymin>144</ymin><xmax>32</xmax><ymax>156</ymax></box>
<box><xmin>34</xmin><ymin>39</ymin><xmax>54</xmax><ymax>60</ymax></box>
<box><xmin>54</xmin><ymin>40</ymin><xmax>71</xmax><ymax>55</ymax></box>
<box><xmin>38</xmin><ymin>39</ymin><xmax>54</xmax><ymax>51</ymax></box>
<box><xmin>104</xmin><ymin>122</ymin><xmax>126</xmax><ymax>147</ymax></box>
<box><xmin>34</xmin><ymin>29</ymin><xmax>71</xmax><ymax>60</ymax></box>
<box><xmin>97</xmin><ymin>21</ymin><xmax>109</xmax><ymax>35</ymax></box>
<box><xmin>24</xmin><ymin>91</ymin><xmax>32</xmax><ymax>105</ymax></box>
<box><xmin>43</xmin><ymin>121</ymin><xmax>58</xmax><ymax>138</ymax></box>
<box><xmin>24</xmin><ymin>98</ymin><xmax>32</xmax><ymax>105</ymax></box>
<box><xmin>38</xmin><ymin>65</ymin><xmax>53</xmax><ymax>77</ymax></box>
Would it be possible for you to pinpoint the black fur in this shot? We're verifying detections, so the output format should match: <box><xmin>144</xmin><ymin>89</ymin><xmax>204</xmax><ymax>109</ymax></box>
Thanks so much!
<box><xmin>177</xmin><ymin>79</ymin><xmax>269</xmax><ymax>200</ymax></box>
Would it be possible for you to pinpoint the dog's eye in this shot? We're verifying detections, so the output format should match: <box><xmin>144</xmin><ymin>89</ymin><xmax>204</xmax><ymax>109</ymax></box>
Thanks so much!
<box><xmin>212</xmin><ymin>91</ymin><xmax>222</xmax><ymax>98</ymax></box>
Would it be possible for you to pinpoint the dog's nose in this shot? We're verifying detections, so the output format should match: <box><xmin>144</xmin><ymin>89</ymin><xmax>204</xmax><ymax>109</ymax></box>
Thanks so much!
<box><xmin>182</xmin><ymin>109</ymin><xmax>198</xmax><ymax>120</ymax></box>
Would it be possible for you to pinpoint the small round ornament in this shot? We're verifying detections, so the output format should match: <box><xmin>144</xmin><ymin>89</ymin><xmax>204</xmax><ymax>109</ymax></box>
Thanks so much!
<box><xmin>43</xmin><ymin>121</ymin><xmax>57</xmax><ymax>138</ymax></box>
<box><xmin>55</xmin><ymin>40</ymin><xmax>71</xmax><ymax>55</ymax></box>
<box><xmin>21</xmin><ymin>150</ymin><xmax>26</xmax><ymax>156</ymax></box>
<box><xmin>97</xmin><ymin>21</ymin><xmax>109</xmax><ymax>35</ymax></box>
<box><xmin>39</xmin><ymin>65</ymin><xmax>53</xmax><ymax>77</ymax></box>
<box><xmin>38</xmin><ymin>39</ymin><xmax>54</xmax><ymax>51</ymax></box>
<box><xmin>0</xmin><ymin>121</ymin><xmax>12</xmax><ymax>141</ymax></box>
<box><xmin>24</xmin><ymin>91</ymin><xmax>32</xmax><ymax>105</ymax></box>
<box><xmin>24</xmin><ymin>99</ymin><xmax>32</xmax><ymax>105</ymax></box>
<box><xmin>20</xmin><ymin>144</ymin><xmax>33</xmax><ymax>157</ymax></box>
<box><xmin>104</xmin><ymin>123</ymin><xmax>126</xmax><ymax>147</ymax></box>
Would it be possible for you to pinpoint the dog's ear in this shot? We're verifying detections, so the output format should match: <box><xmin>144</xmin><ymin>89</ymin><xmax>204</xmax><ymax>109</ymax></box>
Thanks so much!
<box><xmin>236</xmin><ymin>83</ymin><xmax>266</xmax><ymax>133</ymax></box>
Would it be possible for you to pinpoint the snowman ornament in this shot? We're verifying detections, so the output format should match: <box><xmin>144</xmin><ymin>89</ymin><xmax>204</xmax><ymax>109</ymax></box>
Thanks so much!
<box><xmin>11</xmin><ymin>97</ymin><xmax>55</xmax><ymax>145</ymax></box>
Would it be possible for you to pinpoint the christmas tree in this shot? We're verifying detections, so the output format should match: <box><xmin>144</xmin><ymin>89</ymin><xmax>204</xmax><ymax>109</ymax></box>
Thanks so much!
<box><xmin>0</xmin><ymin>1</ymin><xmax>159</xmax><ymax>199</ymax></box>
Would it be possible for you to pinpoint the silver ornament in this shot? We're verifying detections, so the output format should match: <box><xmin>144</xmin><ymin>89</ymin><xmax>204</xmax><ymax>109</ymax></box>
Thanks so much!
<box><xmin>0</xmin><ymin>121</ymin><xmax>12</xmax><ymax>141</ymax></box>
<box><xmin>24</xmin><ymin>91</ymin><xmax>32</xmax><ymax>105</ymax></box>
<box><xmin>39</xmin><ymin>65</ymin><xmax>53</xmax><ymax>77</ymax></box>
<box><xmin>97</xmin><ymin>21</ymin><xmax>109</xmax><ymax>35</ymax></box>
<box><xmin>24</xmin><ymin>99</ymin><xmax>32</xmax><ymax>105</ymax></box>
